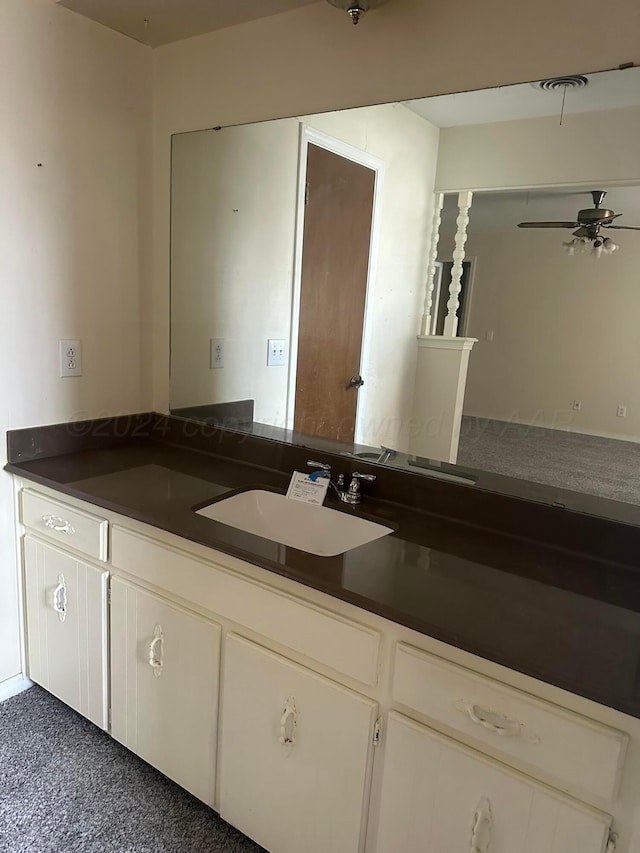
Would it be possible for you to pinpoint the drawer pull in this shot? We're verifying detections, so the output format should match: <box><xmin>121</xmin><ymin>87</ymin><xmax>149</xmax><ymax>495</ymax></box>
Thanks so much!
<box><xmin>470</xmin><ymin>797</ymin><xmax>492</xmax><ymax>853</ymax></box>
<box><xmin>42</xmin><ymin>514</ymin><xmax>76</xmax><ymax>536</ymax></box>
<box><xmin>52</xmin><ymin>574</ymin><xmax>67</xmax><ymax>622</ymax></box>
<box><xmin>279</xmin><ymin>696</ymin><xmax>297</xmax><ymax>746</ymax></box>
<box><xmin>148</xmin><ymin>625</ymin><xmax>164</xmax><ymax>677</ymax></box>
<box><xmin>456</xmin><ymin>700</ymin><xmax>540</xmax><ymax>744</ymax></box>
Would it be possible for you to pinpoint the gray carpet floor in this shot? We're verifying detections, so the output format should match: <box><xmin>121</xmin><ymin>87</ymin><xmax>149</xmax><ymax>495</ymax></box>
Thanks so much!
<box><xmin>0</xmin><ymin>686</ymin><xmax>264</xmax><ymax>853</ymax></box>
<box><xmin>458</xmin><ymin>416</ymin><xmax>640</xmax><ymax>505</ymax></box>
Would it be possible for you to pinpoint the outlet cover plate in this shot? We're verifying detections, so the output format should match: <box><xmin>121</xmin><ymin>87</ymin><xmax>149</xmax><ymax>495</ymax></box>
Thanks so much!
<box><xmin>210</xmin><ymin>338</ymin><xmax>224</xmax><ymax>369</ymax></box>
<box><xmin>59</xmin><ymin>339</ymin><xmax>82</xmax><ymax>377</ymax></box>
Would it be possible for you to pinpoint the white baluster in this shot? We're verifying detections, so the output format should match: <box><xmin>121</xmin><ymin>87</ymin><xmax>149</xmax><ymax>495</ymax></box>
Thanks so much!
<box><xmin>420</xmin><ymin>192</ymin><xmax>444</xmax><ymax>335</ymax></box>
<box><xmin>443</xmin><ymin>191</ymin><xmax>473</xmax><ymax>337</ymax></box>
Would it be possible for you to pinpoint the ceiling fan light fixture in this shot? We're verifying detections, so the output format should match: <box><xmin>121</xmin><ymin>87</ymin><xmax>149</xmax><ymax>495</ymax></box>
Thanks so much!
<box><xmin>325</xmin><ymin>0</ymin><xmax>392</xmax><ymax>25</ymax></box>
<box><xmin>562</xmin><ymin>234</ymin><xmax>619</xmax><ymax>258</ymax></box>
<box><xmin>520</xmin><ymin>189</ymin><xmax>638</xmax><ymax>258</ymax></box>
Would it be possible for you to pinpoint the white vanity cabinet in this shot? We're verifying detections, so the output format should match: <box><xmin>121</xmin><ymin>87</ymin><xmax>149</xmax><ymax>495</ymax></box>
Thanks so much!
<box><xmin>219</xmin><ymin>634</ymin><xmax>378</xmax><ymax>853</ymax></box>
<box><xmin>23</xmin><ymin>535</ymin><xmax>109</xmax><ymax>730</ymax></box>
<box><xmin>15</xmin><ymin>482</ymin><xmax>638</xmax><ymax>853</ymax></box>
<box><xmin>374</xmin><ymin>712</ymin><xmax>612</xmax><ymax>853</ymax></box>
<box><xmin>110</xmin><ymin>579</ymin><xmax>221</xmax><ymax>806</ymax></box>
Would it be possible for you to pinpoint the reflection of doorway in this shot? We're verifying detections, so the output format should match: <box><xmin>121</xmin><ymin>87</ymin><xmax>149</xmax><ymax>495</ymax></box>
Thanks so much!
<box><xmin>431</xmin><ymin>259</ymin><xmax>475</xmax><ymax>336</ymax></box>
<box><xmin>288</xmin><ymin>129</ymin><xmax>384</xmax><ymax>443</ymax></box>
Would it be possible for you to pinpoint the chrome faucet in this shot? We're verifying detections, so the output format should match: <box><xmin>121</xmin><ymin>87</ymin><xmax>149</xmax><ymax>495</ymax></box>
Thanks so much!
<box><xmin>307</xmin><ymin>461</ymin><xmax>375</xmax><ymax>505</ymax></box>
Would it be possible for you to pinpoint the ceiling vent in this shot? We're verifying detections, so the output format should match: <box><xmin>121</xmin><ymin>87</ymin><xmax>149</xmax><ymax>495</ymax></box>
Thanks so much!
<box><xmin>538</xmin><ymin>75</ymin><xmax>589</xmax><ymax>92</ymax></box>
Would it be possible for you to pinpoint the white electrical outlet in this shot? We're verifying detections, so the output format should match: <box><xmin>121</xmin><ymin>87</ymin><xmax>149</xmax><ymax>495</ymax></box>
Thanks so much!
<box><xmin>572</xmin><ymin>400</ymin><xmax>582</xmax><ymax>411</ymax></box>
<box><xmin>210</xmin><ymin>338</ymin><xmax>224</xmax><ymax>369</ymax></box>
<box><xmin>59</xmin><ymin>339</ymin><xmax>82</xmax><ymax>377</ymax></box>
<box><xmin>267</xmin><ymin>339</ymin><xmax>287</xmax><ymax>367</ymax></box>
<box><xmin>617</xmin><ymin>405</ymin><xmax>627</xmax><ymax>418</ymax></box>
<box><xmin>484</xmin><ymin>330</ymin><xmax>494</xmax><ymax>342</ymax></box>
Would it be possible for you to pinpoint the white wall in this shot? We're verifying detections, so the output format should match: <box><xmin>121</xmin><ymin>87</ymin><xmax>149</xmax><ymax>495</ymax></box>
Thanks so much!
<box><xmin>0</xmin><ymin>0</ymin><xmax>151</xmax><ymax>683</ymax></box>
<box><xmin>170</xmin><ymin>104</ymin><xmax>438</xmax><ymax>451</ymax></box>
<box><xmin>461</xmin><ymin>225</ymin><xmax>640</xmax><ymax>440</ymax></box>
<box><xmin>150</xmin><ymin>0</ymin><xmax>640</xmax><ymax>415</ymax></box>
<box><xmin>435</xmin><ymin>106</ymin><xmax>640</xmax><ymax>192</ymax></box>
<box><xmin>170</xmin><ymin>119</ymin><xmax>299</xmax><ymax>424</ymax></box>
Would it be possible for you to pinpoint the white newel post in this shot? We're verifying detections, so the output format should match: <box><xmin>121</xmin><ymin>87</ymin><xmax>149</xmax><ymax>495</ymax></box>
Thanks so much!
<box><xmin>420</xmin><ymin>192</ymin><xmax>444</xmax><ymax>336</ymax></box>
<box><xmin>411</xmin><ymin>336</ymin><xmax>477</xmax><ymax>463</ymax></box>
<box><xmin>443</xmin><ymin>191</ymin><xmax>473</xmax><ymax>338</ymax></box>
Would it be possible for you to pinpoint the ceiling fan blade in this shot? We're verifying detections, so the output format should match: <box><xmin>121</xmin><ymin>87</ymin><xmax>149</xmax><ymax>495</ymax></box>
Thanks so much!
<box><xmin>572</xmin><ymin>227</ymin><xmax>590</xmax><ymax>238</ymax></box>
<box><xmin>603</xmin><ymin>224</ymin><xmax>640</xmax><ymax>231</ymax></box>
<box><xmin>593</xmin><ymin>212</ymin><xmax>623</xmax><ymax>223</ymax></box>
<box><xmin>517</xmin><ymin>221</ymin><xmax>580</xmax><ymax>229</ymax></box>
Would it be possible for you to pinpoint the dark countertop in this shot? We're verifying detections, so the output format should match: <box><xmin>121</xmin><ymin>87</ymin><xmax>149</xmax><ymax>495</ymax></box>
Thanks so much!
<box><xmin>7</xmin><ymin>420</ymin><xmax>640</xmax><ymax>720</ymax></box>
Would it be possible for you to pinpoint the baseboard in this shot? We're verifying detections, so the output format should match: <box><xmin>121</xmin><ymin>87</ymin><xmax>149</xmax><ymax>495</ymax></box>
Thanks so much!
<box><xmin>0</xmin><ymin>674</ymin><xmax>33</xmax><ymax>703</ymax></box>
<box><xmin>462</xmin><ymin>414</ymin><xmax>640</xmax><ymax>445</ymax></box>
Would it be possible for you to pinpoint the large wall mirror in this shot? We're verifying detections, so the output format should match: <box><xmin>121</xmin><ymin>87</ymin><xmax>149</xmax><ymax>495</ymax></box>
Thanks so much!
<box><xmin>170</xmin><ymin>66</ymin><xmax>640</xmax><ymax>522</ymax></box>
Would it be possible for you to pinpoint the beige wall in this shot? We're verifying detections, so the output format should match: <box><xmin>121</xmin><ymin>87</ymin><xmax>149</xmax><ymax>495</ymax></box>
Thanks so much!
<box><xmin>435</xmin><ymin>103</ymin><xmax>640</xmax><ymax>440</ymax></box>
<box><xmin>3</xmin><ymin>0</ymin><xmax>640</xmax><ymax>685</ymax></box>
<box><xmin>150</xmin><ymin>0</ymin><xmax>640</xmax><ymax>413</ymax></box>
<box><xmin>0</xmin><ymin>0</ymin><xmax>151</xmax><ymax>683</ymax></box>
<box><xmin>435</xmin><ymin>106</ymin><xmax>640</xmax><ymax>192</ymax></box>
<box><xmin>170</xmin><ymin>103</ymin><xmax>439</xmax><ymax>450</ymax></box>
<box><xmin>462</xmin><ymin>227</ymin><xmax>640</xmax><ymax>440</ymax></box>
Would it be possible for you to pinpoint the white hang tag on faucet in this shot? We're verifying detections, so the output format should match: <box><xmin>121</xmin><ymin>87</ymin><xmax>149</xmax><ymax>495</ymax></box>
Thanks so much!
<box><xmin>286</xmin><ymin>472</ymin><xmax>329</xmax><ymax>505</ymax></box>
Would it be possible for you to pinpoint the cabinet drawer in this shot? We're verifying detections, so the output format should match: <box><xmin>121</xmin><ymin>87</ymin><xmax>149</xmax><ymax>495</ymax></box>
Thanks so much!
<box><xmin>111</xmin><ymin>526</ymin><xmax>381</xmax><ymax>686</ymax></box>
<box><xmin>392</xmin><ymin>643</ymin><xmax>627</xmax><ymax>803</ymax></box>
<box><xmin>21</xmin><ymin>490</ymin><xmax>108</xmax><ymax>562</ymax></box>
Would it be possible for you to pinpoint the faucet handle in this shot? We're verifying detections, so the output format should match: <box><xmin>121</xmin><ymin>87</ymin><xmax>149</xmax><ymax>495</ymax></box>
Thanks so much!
<box><xmin>341</xmin><ymin>471</ymin><xmax>375</xmax><ymax>504</ymax></box>
<box><xmin>307</xmin><ymin>460</ymin><xmax>331</xmax><ymax>472</ymax></box>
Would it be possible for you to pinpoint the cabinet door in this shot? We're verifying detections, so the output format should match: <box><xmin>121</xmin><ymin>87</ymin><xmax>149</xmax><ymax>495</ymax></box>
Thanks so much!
<box><xmin>220</xmin><ymin>634</ymin><xmax>378</xmax><ymax>853</ymax></box>
<box><xmin>375</xmin><ymin>712</ymin><xmax>611</xmax><ymax>853</ymax></box>
<box><xmin>23</xmin><ymin>536</ymin><xmax>108</xmax><ymax>729</ymax></box>
<box><xmin>110</xmin><ymin>579</ymin><xmax>221</xmax><ymax>807</ymax></box>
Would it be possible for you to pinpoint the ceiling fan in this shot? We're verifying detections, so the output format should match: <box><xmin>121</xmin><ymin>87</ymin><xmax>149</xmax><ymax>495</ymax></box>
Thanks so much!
<box><xmin>517</xmin><ymin>190</ymin><xmax>640</xmax><ymax>256</ymax></box>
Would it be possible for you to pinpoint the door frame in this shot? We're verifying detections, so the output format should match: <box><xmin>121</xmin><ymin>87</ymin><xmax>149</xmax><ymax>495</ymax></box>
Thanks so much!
<box><xmin>285</xmin><ymin>125</ymin><xmax>385</xmax><ymax>444</ymax></box>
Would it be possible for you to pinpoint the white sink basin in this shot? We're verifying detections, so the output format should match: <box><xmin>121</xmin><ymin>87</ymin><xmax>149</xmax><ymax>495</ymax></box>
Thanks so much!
<box><xmin>196</xmin><ymin>489</ymin><xmax>393</xmax><ymax>557</ymax></box>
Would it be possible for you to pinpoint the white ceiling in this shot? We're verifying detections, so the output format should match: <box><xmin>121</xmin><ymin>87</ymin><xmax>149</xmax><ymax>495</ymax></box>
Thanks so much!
<box><xmin>55</xmin><ymin>0</ymin><xmax>320</xmax><ymax>46</ymax></box>
<box><xmin>405</xmin><ymin>66</ymin><xmax>640</xmax><ymax>128</ymax></box>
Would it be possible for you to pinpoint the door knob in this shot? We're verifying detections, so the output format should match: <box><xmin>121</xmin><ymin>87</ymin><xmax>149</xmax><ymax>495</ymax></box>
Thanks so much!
<box><xmin>347</xmin><ymin>375</ymin><xmax>364</xmax><ymax>390</ymax></box>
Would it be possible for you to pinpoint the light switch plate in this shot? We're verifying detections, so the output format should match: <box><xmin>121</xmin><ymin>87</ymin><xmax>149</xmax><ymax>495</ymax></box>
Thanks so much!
<box><xmin>267</xmin><ymin>339</ymin><xmax>287</xmax><ymax>367</ymax></box>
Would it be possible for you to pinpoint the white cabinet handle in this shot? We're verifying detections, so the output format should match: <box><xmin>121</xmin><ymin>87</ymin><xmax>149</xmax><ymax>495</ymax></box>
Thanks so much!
<box><xmin>52</xmin><ymin>574</ymin><xmax>67</xmax><ymax>622</ymax></box>
<box><xmin>456</xmin><ymin>699</ymin><xmax>540</xmax><ymax>744</ymax></box>
<box><xmin>279</xmin><ymin>696</ymin><xmax>297</xmax><ymax>746</ymax></box>
<box><xmin>42</xmin><ymin>514</ymin><xmax>76</xmax><ymax>535</ymax></box>
<box><xmin>470</xmin><ymin>796</ymin><xmax>492</xmax><ymax>853</ymax></box>
<box><xmin>148</xmin><ymin>625</ymin><xmax>164</xmax><ymax>677</ymax></box>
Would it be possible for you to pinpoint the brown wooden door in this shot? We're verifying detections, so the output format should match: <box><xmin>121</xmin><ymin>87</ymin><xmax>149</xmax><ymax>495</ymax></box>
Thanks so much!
<box><xmin>294</xmin><ymin>143</ymin><xmax>375</xmax><ymax>443</ymax></box>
